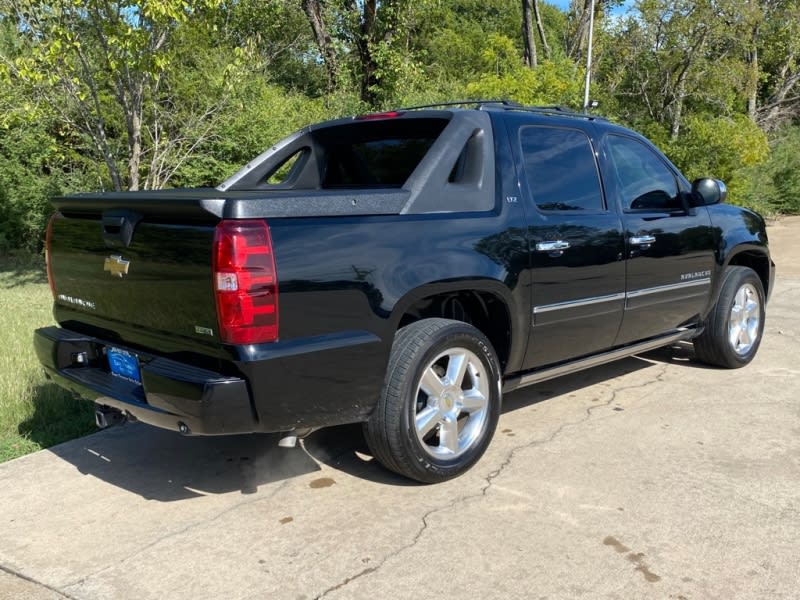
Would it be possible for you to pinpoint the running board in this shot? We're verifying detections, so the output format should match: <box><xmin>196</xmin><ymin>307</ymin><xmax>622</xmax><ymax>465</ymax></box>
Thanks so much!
<box><xmin>502</xmin><ymin>328</ymin><xmax>697</xmax><ymax>393</ymax></box>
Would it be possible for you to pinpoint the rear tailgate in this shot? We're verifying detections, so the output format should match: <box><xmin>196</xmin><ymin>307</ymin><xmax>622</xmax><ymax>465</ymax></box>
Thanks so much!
<box><xmin>49</xmin><ymin>191</ymin><xmax>223</xmax><ymax>357</ymax></box>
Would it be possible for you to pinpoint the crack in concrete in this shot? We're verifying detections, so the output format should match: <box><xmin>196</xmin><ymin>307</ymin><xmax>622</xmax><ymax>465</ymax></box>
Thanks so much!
<box><xmin>0</xmin><ymin>563</ymin><xmax>77</xmax><ymax>600</ymax></box>
<box><xmin>314</xmin><ymin>363</ymin><xmax>670</xmax><ymax>599</ymax></box>
<box><xmin>313</xmin><ymin>502</ymin><xmax>442</xmax><ymax>600</ymax></box>
<box><xmin>478</xmin><ymin>364</ymin><xmax>669</xmax><ymax>502</ymax></box>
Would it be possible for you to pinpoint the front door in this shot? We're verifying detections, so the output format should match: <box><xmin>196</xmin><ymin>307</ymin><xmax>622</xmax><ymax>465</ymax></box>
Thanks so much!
<box><xmin>599</xmin><ymin>133</ymin><xmax>715</xmax><ymax>345</ymax></box>
<box><xmin>507</xmin><ymin>116</ymin><xmax>626</xmax><ymax>369</ymax></box>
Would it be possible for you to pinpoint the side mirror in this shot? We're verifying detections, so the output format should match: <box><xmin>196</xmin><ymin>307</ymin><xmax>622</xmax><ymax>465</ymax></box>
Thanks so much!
<box><xmin>691</xmin><ymin>178</ymin><xmax>727</xmax><ymax>206</ymax></box>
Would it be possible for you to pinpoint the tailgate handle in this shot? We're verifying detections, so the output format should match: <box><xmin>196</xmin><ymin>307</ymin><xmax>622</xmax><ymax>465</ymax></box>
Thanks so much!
<box><xmin>101</xmin><ymin>210</ymin><xmax>142</xmax><ymax>248</ymax></box>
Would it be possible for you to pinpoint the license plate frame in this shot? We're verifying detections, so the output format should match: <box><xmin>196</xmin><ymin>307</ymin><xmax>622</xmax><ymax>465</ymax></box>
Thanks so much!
<box><xmin>107</xmin><ymin>347</ymin><xmax>141</xmax><ymax>383</ymax></box>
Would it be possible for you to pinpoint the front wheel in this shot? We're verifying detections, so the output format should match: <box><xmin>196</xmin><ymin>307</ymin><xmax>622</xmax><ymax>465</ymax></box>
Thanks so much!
<box><xmin>364</xmin><ymin>318</ymin><xmax>502</xmax><ymax>483</ymax></box>
<box><xmin>693</xmin><ymin>266</ymin><xmax>766</xmax><ymax>368</ymax></box>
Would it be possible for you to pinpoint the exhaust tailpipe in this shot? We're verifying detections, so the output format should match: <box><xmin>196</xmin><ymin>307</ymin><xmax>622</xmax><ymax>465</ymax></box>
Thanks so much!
<box><xmin>95</xmin><ymin>404</ymin><xmax>126</xmax><ymax>429</ymax></box>
<box><xmin>278</xmin><ymin>428</ymin><xmax>314</xmax><ymax>448</ymax></box>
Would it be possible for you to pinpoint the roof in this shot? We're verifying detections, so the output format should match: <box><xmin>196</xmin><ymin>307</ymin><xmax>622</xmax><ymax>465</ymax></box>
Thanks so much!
<box><xmin>398</xmin><ymin>99</ymin><xmax>609</xmax><ymax>122</ymax></box>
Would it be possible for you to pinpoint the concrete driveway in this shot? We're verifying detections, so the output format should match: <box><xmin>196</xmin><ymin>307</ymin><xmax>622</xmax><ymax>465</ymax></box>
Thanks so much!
<box><xmin>2</xmin><ymin>220</ymin><xmax>799</xmax><ymax>600</ymax></box>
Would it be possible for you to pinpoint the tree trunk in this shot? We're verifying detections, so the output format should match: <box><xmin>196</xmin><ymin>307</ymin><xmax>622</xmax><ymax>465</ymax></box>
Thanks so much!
<box><xmin>343</xmin><ymin>0</ymin><xmax>379</xmax><ymax>105</ymax></box>
<box><xmin>747</xmin><ymin>24</ymin><xmax>760</xmax><ymax>121</ymax></box>
<box><xmin>532</xmin><ymin>0</ymin><xmax>551</xmax><ymax>60</ymax></box>
<box><xmin>359</xmin><ymin>0</ymin><xmax>378</xmax><ymax>104</ymax></box>
<box><xmin>522</xmin><ymin>0</ymin><xmax>538</xmax><ymax>67</ymax></box>
<box><xmin>301</xmin><ymin>0</ymin><xmax>338</xmax><ymax>93</ymax></box>
<box><xmin>670</xmin><ymin>80</ymin><xmax>685</xmax><ymax>141</ymax></box>
<box><xmin>127</xmin><ymin>109</ymin><xmax>142</xmax><ymax>191</ymax></box>
<box><xmin>569</xmin><ymin>0</ymin><xmax>592</xmax><ymax>60</ymax></box>
<box><xmin>95</xmin><ymin>121</ymin><xmax>123</xmax><ymax>192</ymax></box>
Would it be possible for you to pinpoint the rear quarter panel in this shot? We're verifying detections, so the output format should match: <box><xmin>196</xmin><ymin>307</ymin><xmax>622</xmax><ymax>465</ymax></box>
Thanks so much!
<box><xmin>249</xmin><ymin>206</ymin><xmax>530</xmax><ymax>428</ymax></box>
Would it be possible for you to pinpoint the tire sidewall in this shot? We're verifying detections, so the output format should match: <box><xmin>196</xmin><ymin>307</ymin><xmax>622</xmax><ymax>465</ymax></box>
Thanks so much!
<box><xmin>398</xmin><ymin>325</ymin><xmax>501</xmax><ymax>481</ymax></box>
<box><xmin>719</xmin><ymin>267</ymin><xmax>766</xmax><ymax>367</ymax></box>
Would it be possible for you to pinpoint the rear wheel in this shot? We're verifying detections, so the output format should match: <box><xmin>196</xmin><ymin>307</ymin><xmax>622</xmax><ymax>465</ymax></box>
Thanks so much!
<box><xmin>693</xmin><ymin>266</ymin><xmax>765</xmax><ymax>368</ymax></box>
<box><xmin>364</xmin><ymin>318</ymin><xmax>502</xmax><ymax>483</ymax></box>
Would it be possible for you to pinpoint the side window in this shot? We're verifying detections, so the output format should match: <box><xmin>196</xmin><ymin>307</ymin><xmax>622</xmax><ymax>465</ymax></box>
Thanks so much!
<box><xmin>520</xmin><ymin>126</ymin><xmax>603</xmax><ymax>211</ymax></box>
<box><xmin>265</xmin><ymin>149</ymin><xmax>307</xmax><ymax>185</ymax></box>
<box><xmin>606</xmin><ymin>135</ymin><xmax>681</xmax><ymax>211</ymax></box>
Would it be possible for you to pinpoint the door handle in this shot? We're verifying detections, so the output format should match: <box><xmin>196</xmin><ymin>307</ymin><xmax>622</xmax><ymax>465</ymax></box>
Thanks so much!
<box><xmin>629</xmin><ymin>235</ymin><xmax>656</xmax><ymax>246</ymax></box>
<box><xmin>535</xmin><ymin>240</ymin><xmax>571</xmax><ymax>252</ymax></box>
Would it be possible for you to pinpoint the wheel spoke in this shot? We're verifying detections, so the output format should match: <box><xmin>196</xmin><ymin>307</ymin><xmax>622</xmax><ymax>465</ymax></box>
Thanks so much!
<box><xmin>729</xmin><ymin>323</ymin><xmax>742</xmax><ymax>349</ymax></box>
<box><xmin>739</xmin><ymin>326</ymin><xmax>753</xmax><ymax>346</ymax></box>
<box><xmin>745</xmin><ymin>299</ymin><xmax>759</xmax><ymax>320</ymax></box>
<box><xmin>415</xmin><ymin>406</ymin><xmax>441</xmax><ymax>438</ymax></box>
<box><xmin>445</xmin><ymin>352</ymin><xmax>468</xmax><ymax>387</ymax></box>
<box><xmin>439</xmin><ymin>418</ymin><xmax>459</xmax><ymax>454</ymax></box>
<box><xmin>735</xmin><ymin>287</ymin><xmax>748</xmax><ymax>309</ymax></box>
<box><xmin>419</xmin><ymin>366</ymin><xmax>445</xmax><ymax>398</ymax></box>
<box><xmin>730</xmin><ymin>305</ymin><xmax>743</xmax><ymax>323</ymax></box>
<box><xmin>460</xmin><ymin>389</ymin><xmax>487</xmax><ymax>413</ymax></box>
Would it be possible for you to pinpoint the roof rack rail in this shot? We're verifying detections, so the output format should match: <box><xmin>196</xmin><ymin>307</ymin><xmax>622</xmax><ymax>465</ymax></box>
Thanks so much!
<box><xmin>399</xmin><ymin>99</ymin><xmax>522</xmax><ymax>111</ymax></box>
<box><xmin>508</xmin><ymin>105</ymin><xmax>608</xmax><ymax>121</ymax></box>
<box><xmin>397</xmin><ymin>99</ymin><xmax>607</xmax><ymax>121</ymax></box>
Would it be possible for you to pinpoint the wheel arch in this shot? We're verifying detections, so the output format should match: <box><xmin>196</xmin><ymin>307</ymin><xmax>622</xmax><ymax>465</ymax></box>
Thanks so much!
<box><xmin>721</xmin><ymin>245</ymin><xmax>773</xmax><ymax>300</ymax></box>
<box><xmin>390</xmin><ymin>280</ymin><xmax>522</xmax><ymax>373</ymax></box>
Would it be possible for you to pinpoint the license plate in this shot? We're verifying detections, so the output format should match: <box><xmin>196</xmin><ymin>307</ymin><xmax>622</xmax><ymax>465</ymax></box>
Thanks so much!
<box><xmin>107</xmin><ymin>347</ymin><xmax>141</xmax><ymax>383</ymax></box>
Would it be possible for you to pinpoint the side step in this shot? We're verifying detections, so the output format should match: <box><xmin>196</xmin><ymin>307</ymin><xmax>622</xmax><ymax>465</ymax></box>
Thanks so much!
<box><xmin>502</xmin><ymin>328</ymin><xmax>696</xmax><ymax>393</ymax></box>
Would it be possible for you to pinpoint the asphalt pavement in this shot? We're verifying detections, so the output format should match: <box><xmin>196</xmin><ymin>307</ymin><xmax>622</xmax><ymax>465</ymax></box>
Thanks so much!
<box><xmin>1</xmin><ymin>219</ymin><xmax>798</xmax><ymax>600</ymax></box>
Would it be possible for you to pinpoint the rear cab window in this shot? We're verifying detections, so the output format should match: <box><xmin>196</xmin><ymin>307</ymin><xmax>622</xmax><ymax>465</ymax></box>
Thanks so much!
<box><xmin>274</xmin><ymin>118</ymin><xmax>448</xmax><ymax>190</ymax></box>
<box><xmin>519</xmin><ymin>125</ymin><xmax>605</xmax><ymax>212</ymax></box>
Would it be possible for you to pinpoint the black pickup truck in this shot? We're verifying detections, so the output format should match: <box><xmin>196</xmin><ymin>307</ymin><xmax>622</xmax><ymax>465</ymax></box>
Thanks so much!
<box><xmin>35</xmin><ymin>101</ymin><xmax>775</xmax><ymax>482</ymax></box>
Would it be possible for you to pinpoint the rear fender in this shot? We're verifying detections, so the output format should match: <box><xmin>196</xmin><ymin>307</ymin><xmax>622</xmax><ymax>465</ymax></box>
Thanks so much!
<box><xmin>390</xmin><ymin>279</ymin><xmax>526</xmax><ymax>373</ymax></box>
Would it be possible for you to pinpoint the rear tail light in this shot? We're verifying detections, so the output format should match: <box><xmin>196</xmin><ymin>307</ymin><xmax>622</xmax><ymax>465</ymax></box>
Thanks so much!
<box><xmin>45</xmin><ymin>213</ymin><xmax>56</xmax><ymax>299</ymax></box>
<box><xmin>213</xmin><ymin>220</ymin><xmax>279</xmax><ymax>344</ymax></box>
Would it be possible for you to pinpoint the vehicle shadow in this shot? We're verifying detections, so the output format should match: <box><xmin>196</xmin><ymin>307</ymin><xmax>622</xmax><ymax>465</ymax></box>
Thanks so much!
<box><xmin>43</xmin><ymin>423</ymin><xmax>322</xmax><ymax>501</ymax></box>
<box><xmin>37</xmin><ymin>345</ymin><xmax>707</xmax><ymax>497</ymax></box>
<box><xmin>304</xmin><ymin>348</ymin><xmax>687</xmax><ymax>484</ymax></box>
<box><xmin>18</xmin><ymin>379</ymin><xmax>98</xmax><ymax>449</ymax></box>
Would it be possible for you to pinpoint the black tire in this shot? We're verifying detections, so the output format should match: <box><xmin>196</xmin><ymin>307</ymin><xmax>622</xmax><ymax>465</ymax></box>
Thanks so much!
<box><xmin>693</xmin><ymin>266</ymin><xmax>766</xmax><ymax>368</ymax></box>
<box><xmin>364</xmin><ymin>318</ymin><xmax>502</xmax><ymax>483</ymax></box>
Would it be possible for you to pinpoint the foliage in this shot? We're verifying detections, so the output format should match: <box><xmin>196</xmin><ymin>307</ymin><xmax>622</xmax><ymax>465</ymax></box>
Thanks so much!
<box><xmin>0</xmin><ymin>260</ymin><xmax>96</xmax><ymax>463</ymax></box>
<box><xmin>170</xmin><ymin>79</ymin><xmax>330</xmax><ymax>187</ymax></box>
<box><xmin>664</xmin><ymin>114</ymin><xmax>769</xmax><ymax>204</ymax></box>
<box><xmin>467</xmin><ymin>41</ymin><xmax>584</xmax><ymax>106</ymax></box>
<box><xmin>740</xmin><ymin>125</ymin><xmax>800</xmax><ymax>215</ymax></box>
<box><xmin>1</xmin><ymin>0</ymin><xmax>800</xmax><ymax>258</ymax></box>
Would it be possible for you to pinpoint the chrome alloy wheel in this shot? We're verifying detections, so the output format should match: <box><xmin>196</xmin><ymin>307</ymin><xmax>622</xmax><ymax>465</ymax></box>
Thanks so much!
<box><xmin>728</xmin><ymin>282</ymin><xmax>761</xmax><ymax>356</ymax></box>
<box><xmin>414</xmin><ymin>347</ymin><xmax>490</xmax><ymax>459</ymax></box>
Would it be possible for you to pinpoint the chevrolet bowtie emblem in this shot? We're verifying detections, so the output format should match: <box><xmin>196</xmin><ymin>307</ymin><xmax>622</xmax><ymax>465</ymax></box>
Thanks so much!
<box><xmin>104</xmin><ymin>255</ymin><xmax>130</xmax><ymax>278</ymax></box>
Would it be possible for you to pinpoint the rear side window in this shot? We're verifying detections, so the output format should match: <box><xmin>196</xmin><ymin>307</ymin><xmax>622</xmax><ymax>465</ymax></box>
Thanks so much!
<box><xmin>520</xmin><ymin>126</ymin><xmax>604</xmax><ymax>211</ymax></box>
<box><xmin>606</xmin><ymin>135</ymin><xmax>681</xmax><ymax>211</ymax></box>
<box><xmin>316</xmin><ymin>118</ymin><xmax>448</xmax><ymax>189</ymax></box>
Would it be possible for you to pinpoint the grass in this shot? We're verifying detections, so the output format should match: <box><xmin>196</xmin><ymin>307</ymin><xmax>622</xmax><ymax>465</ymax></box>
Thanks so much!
<box><xmin>0</xmin><ymin>255</ymin><xmax>96</xmax><ymax>463</ymax></box>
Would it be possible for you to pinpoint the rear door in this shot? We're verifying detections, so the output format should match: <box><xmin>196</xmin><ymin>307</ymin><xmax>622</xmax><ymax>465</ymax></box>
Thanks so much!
<box><xmin>505</xmin><ymin>114</ymin><xmax>626</xmax><ymax>369</ymax></box>
<box><xmin>598</xmin><ymin>133</ymin><xmax>715</xmax><ymax>344</ymax></box>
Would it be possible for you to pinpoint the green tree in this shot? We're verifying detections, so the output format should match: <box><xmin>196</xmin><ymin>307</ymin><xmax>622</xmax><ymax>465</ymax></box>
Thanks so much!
<box><xmin>2</xmin><ymin>0</ymin><xmax>223</xmax><ymax>190</ymax></box>
<box><xmin>740</xmin><ymin>125</ymin><xmax>800</xmax><ymax>214</ymax></box>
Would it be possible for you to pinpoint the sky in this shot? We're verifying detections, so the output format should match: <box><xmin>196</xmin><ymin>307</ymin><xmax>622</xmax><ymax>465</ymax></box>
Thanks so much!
<box><xmin>548</xmin><ymin>0</ymin><xmax>636</xmax><ymax>17</ymax></box>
